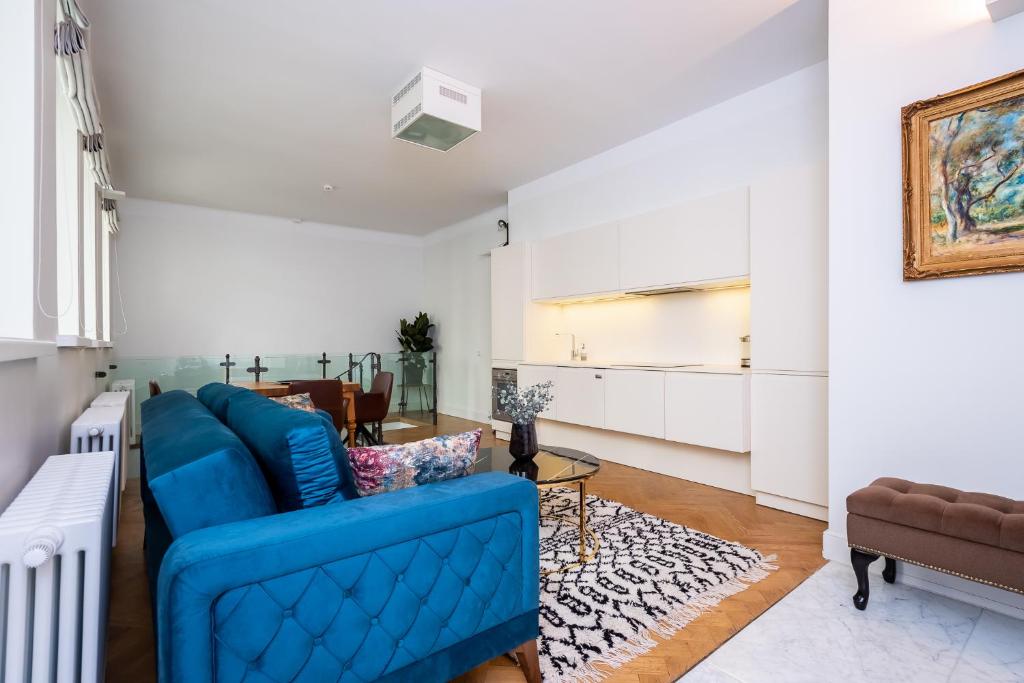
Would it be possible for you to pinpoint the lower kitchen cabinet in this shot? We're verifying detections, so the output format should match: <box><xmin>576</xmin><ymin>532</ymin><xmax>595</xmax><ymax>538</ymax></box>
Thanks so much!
<box><xmin>665</xmin><ymin>372</ymin><xmax>750</xmax><ymax>452</ymax></box>
<box><xmin>603</xmin><ymin>369</ymin><xmax>665</xmax><ymax>439</ymax></box>
<box><xmin>554</xmin><ymin>367</ymin><xmax>605</xmax><ymax>429</ymax></box>
<box><xmin>750</xmin><ymin>372</ymin><xmax>827</xmax><ymax>506</ymax></box>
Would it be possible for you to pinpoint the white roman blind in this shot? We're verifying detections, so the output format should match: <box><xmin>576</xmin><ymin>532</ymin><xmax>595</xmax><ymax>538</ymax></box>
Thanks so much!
<box><xmin>54</xmin><ymin>0</ymin><xmax>118</xmax><ymax>233</ymax></box>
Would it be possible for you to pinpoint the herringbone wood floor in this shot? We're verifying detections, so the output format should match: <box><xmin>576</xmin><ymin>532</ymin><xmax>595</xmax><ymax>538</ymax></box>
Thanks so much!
<box><xmin>106</xmin><ymin>414</ymin><xmax>825</xmax><ymax>683</ymax></box>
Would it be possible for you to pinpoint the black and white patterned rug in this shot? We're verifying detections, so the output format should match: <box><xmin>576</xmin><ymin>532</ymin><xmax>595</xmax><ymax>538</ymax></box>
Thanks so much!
<box><xmin>538</xmin><ymin>488</ymin><xmax>775</xmax><ymax>683</ymax></box>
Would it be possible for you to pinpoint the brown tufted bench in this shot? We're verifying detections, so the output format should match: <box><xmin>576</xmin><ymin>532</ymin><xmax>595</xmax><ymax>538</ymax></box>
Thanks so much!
<box><xmin>846</xmin><ymin>477</ymin><xmax>1024</xmax><ymax>610</ymax></box>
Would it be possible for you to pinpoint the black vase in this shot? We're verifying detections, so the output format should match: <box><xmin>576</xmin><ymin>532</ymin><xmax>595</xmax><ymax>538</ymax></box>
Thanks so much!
<box><xmin>509</xmin><ymin>422</ymin><xmax>539</xmax><ymax>460</ymax></box>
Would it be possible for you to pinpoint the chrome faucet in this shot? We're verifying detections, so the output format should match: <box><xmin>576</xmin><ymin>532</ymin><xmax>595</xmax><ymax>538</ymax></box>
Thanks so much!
<box><xmin>555</xmin><ymin>332</ymin><xmax>579</xmax><ymax>361</ymax></box>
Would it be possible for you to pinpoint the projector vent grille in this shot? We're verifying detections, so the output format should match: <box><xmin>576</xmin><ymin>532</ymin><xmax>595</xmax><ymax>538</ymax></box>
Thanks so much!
<box><xmin>393</xmin><ymin>103</ymin><xmax>423</xmax><ymax>133</ymax></box>
<box><xmin>393</xmin><ymin>72</ymin><xmax>422</xmax><ymax>105</ymax></box>
<box><xmin>438</xmin><ymin>85</ymin><xmax>467</xmax><ymax>104</ymax></box>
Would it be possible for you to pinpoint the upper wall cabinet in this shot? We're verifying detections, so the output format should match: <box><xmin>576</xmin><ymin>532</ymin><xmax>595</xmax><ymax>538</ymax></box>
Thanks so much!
<box><xmin>531</xmin><ymin>222</ymin><xmax>620</xmax><ymax>301</ymax></box>
<box><xmin>619</xmin><ymin>187</ymin><xmax>750</xmax><ymax>291</ymax></box>
<box><xmin>750</xmin><ymin>163</ymin><xmax>826</xmax><ymax>373</ymax></box>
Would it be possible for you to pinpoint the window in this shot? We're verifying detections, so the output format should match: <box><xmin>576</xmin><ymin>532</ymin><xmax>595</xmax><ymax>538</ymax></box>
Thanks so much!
<box><xmin>55</xmin><ymin>52</ymin><xmax>113</xmax><ymax>346</ymax></box>
<box><xmin>2</xmin><ymin>0</ymin><xmax>116</xmax><ymax>359</ymax></box>
<box><xmin>55</xmin><ymin>83</ymin><xmax>84</xmax><ymax>339</ymax></box>
<box><xmin>0</xmin><ymin>0</ymin><xmax>38</xmax><ymax>342</ymax></box>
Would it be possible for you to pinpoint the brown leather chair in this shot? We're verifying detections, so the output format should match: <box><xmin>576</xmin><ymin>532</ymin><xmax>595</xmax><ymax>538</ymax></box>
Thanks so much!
<box><xmin>354</xmin><ymin>372</ymin><xmax>394</xmax><ymax>445</ymax></box>
<box><xmin>287</xmin><ymin>380</ymin><xmax>349</xmax><ymax>434</ymax></box>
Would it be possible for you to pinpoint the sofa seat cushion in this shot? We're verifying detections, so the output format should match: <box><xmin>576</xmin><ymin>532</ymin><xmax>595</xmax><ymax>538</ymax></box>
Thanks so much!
<box><xmin>226</xmin><ymin>389</ymin><xmax>359</xmax><ymax>510</ymax></box>
<box><xmin>141</xmin><ymin>391</ymin><xmax>276</xmax><ymax>538</ymax></box>
<box><xmin>847</xmin><ymin>477</ymin><xmax>1024</xmax><ymax>553</ymax></box>
<box><xmin>197</xmin><ymin>382</ymin><xmax>248</xmax><ymax>422</ymax></box>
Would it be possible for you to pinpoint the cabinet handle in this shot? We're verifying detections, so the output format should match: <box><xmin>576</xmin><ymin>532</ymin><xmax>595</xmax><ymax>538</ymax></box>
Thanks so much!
<box><xmin>594</xmin><ymin>374</ymin><xmax>602</xmax><ymax>379</ymax></box>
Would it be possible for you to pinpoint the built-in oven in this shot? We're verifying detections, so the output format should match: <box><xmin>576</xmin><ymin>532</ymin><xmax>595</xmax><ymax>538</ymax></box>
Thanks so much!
<box><xmin>491</xmin><ymin>367</ymin><xmax>517</xmax><ymax>422</ymax></box>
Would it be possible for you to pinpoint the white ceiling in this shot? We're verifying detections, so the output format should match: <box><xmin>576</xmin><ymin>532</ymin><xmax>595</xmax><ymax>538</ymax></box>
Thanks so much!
<box><xmin>84</xmin><ymin>0</ymin><xmax>826</xmax><ymax>235</ymax></box>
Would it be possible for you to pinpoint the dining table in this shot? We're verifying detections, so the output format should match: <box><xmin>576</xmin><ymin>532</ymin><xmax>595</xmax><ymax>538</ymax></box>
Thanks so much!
<box><xmin>230</xmin><ymin>380</ymin><xmax>362</xmax><ymax>446</ymax></box>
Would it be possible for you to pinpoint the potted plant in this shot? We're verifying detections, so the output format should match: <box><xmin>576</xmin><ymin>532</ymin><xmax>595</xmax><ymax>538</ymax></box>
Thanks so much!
<box><xmin>396</xmin><ymin>312</ymin><xmax>434</xmax><ymax>387</ymax></box>
<box><xmin>497</xmin><ymin>381</ymin><xmax>554</xmax><ymax>460</ymax></box>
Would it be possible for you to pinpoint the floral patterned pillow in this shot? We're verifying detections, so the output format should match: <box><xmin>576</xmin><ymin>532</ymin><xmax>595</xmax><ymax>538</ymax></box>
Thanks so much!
<box><xmin>269</xmin><ymin>392</ymin><xmax>317</xmax><ymax>413</ymax></box>
<box><xmin>347</xmin><ymin>429</ymin><xmax>482</xmax><ymax>497</ymax></box>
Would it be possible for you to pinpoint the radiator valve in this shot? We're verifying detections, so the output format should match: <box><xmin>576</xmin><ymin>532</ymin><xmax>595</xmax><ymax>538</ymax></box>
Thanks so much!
<box><xmin>23</xmin><ymin>526</ymin><xmax>65</xmax><ymax>568</ymax></box>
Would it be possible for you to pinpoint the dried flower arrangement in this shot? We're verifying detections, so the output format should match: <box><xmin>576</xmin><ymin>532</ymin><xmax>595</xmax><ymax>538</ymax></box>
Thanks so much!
<box><xmin>498</xmin><ymin>381</ymin><xmax>554</xmax><ymax>425</ymax></box>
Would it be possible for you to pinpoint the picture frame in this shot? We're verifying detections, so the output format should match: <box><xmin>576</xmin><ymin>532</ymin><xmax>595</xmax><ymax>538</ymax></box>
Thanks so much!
<box><xmin>902</xmin><ymin>68</ymin><xmax>1024</xmax><ymax>280</ymax></box>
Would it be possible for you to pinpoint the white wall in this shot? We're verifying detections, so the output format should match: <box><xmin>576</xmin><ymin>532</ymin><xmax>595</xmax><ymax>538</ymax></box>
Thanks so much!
<box><xmin>114</xmin><ymin>199</ymin><xmax>425</xmax><ymax>357</ymax></box>
<box><xmin>507</xmin><ymin>63</ymin><xmax>826</xmax><ymax>364</ymax></box>
<box><xmin>508</xmin><ymin>62</ymin><xmax>826</xmax><ymax>243</ymax></box>
<box><xmin>827</xmin><ymin>0</ymin><xmax>1024</xmax><ymax>614</ymax></box>
<box><xmin>0</xmin><ymin>350</ymin><xmax>111</xmax><ymax>508</ymax></box>
<box><xmin>423</xmin><ymin>208</ymin><xmax>508</xmax><ymax>422</ymax></box>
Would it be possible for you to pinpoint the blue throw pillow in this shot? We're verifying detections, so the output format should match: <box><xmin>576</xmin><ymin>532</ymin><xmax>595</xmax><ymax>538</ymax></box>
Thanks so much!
<box><xmin>141</xmin><ymin>391</ymin><xmax>276</xmax><ymax>537</ymax></box>
<box><xmin>197</xmin><ymin>382</ymin><xmax>249</xmax><ymax>422</ymax></box>
<box><xmin>226</xmin><ymin>390</ymin><xmax>359</xmax><ymax>511</ymax></box>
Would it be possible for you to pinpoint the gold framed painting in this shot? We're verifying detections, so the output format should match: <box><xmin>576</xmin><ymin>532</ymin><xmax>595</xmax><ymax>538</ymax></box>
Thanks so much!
<box><xmin>902</xmin><ymin>69</ymin><xmax>1024</xmax><ymax>280</ymax></box>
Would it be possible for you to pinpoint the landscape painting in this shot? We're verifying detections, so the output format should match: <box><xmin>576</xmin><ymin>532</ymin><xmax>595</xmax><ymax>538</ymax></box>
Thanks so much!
<box><xmin>903</xmin><ymin>69</ymin><xmax>1024</xmax><ymax>280</ymax></box>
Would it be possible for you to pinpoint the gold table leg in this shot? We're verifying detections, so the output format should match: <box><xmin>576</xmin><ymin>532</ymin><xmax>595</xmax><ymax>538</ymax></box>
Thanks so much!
<box><xmin>540</xmin><ymin>479</ymin><xmax>600</xmax><ymax>575</ymax></box>
<box><xmin>578</xmin><ymin>479</ymin><xmax>586</xmax><ymax>563</ymax></box>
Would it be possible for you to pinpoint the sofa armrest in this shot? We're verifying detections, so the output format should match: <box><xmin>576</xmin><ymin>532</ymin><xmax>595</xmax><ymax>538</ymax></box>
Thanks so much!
<box><xmin>156</xmin><ymin>472</ymin><xmax>539</xmax><ymax>683</ymax></box>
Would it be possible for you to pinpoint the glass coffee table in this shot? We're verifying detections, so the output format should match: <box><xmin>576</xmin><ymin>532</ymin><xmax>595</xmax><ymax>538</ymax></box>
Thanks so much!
<box><xmin>475</xmin><ymin>445</ymin><xmax>601</xmax><ymax>572</ymax></box>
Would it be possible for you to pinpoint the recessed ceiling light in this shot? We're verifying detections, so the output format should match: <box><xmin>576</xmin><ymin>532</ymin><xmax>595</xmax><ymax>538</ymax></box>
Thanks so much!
<box><xmin>322</xmin><ymin>184</ymin><xmax>335</xmax><ymax>192</ymax></box>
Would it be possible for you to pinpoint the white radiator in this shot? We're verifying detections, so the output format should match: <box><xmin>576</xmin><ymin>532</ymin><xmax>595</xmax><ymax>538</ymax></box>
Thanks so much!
<box><xmin>0</xmin><ymin>452</ymin><xmax>115</xmax><ymax>683</ymax></box>
<box><xmin>87</xmin><ymin>393</ymin><xmax>130</xmax><ymax>493</ymax></box>
<box><xmin>70</xmin><ymin>405</ymin><xmax>126</xmax><ymax>545</ymax></box>
<box><xmin>107</xmin><ymin>379</ymin><xmax>137</xmax><ymax>444</ymax></box>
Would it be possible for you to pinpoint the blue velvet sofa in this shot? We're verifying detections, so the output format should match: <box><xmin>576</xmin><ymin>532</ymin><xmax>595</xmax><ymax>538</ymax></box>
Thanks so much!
<box><xmin>140</xmin><ymin>384</ymin><xmax>540</xmax><ymax>683</ymax></box>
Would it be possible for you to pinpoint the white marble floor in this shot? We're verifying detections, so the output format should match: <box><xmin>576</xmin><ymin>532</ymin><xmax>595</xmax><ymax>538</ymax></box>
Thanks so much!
<box><xmin>682</xmin><ymin>561</ymin><xmax>1024</xmax><ymax>682</ymax></box>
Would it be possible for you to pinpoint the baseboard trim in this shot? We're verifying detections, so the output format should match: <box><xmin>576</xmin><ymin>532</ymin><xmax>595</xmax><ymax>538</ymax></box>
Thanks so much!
<box><xmin>754</xmin><ymin>491</ymin><xmax>828</xmax><ymax>521</ymax></box>
<box><xmin>822</xmin><ymin>528</ymin><xmax>1024</xmax><ymax>619</ymax></box>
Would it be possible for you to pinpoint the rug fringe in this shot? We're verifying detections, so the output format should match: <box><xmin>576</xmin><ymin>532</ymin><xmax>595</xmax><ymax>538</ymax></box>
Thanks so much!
<box><xmin>558</xmin><ymin>555</ymin><xmax>778</xmax><ymax>683</ymax></box>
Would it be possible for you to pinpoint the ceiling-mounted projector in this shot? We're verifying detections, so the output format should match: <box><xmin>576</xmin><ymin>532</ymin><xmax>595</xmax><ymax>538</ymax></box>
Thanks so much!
<box><xmin>391</xmin><ymin>67</ymin><xmax>481</xmax><ymax>152</ymax></box>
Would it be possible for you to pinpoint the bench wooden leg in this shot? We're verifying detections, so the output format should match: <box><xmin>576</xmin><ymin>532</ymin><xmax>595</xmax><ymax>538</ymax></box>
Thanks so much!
<box><xmin>851</xmin><ymin>547</ymin><xmax>879</xmax><ymax>610</ymax></box>
<box><xmin>514</xmin><ymin>639</ymin><xmax>541</xmax><ymax>683</ymax></box>
<box><xmin>882</xmin><ymin>556</ymin><xmax>896</xmax><ymax>584</ymax></box>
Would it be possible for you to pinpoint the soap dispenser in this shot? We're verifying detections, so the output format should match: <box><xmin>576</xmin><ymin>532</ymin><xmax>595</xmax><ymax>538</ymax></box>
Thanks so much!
<box><xmin>579</xmin><ymin>343</ymin><xmax>588</xmax><ymax>361</ymax></box>
<box><xmin>740</xmin><ymin>335</ymin><xmax>751</xmax><ymax>368</ymax></box>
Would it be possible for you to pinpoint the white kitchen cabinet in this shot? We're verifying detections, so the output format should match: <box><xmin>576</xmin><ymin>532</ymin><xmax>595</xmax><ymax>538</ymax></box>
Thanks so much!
<box><xmin>516</xmin><ymin>364</ymin><xmax>557</xmax><ymax>419</ymax></box>
<box><xmin>750</xmin><ymin>372</ymin><xmax>827</xmax><ymax>506</ymax></box>
<box><xmin>603</xmin><ymin>369</ymin><xmax>665</xmax><ymax>439</ymax></box>
<box><xmin>554</xmin><ymin>367</ymin><xmax>605</xmax><ymax>428</ymax></box>
<box><xmin>491</xmin><ymin>243</ymin><xmax>529</xmax><ymax>363</ymax></box>
<box><xmin>619</xmin><ymin>187</ymin><xmax>749</xmax><ymax>291</ymax></box>
<box><xmin>750</xmin><ymin>162</ymin><xmax>827</xmax><ymax>373</ymax></box>
<box><xmin>664</xmin><ymin>372</ymin><xmax>749</xmax><ymax>452</ymax></box>
<box><xmin>531</xmin><ymin>222</ymin><xmax>620</xmax><ymax>300</ymax></box>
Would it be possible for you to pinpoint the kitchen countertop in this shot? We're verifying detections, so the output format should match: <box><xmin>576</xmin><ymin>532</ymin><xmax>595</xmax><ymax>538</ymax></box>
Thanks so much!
<box><xmin>516</xmin><ymin>360</ymin><xmax>750</xmax><ymax>375</ymax></box>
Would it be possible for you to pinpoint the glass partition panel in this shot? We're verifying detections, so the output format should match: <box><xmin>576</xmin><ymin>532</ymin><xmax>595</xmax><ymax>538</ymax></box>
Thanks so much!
<box><xmin>382</xmin><ymin>351</ymin><xmax>436</xmax><ymax>423</ymax></box>
<box><xmin>110</xmin><ymin>349</ymin><xmax>438</xmax><ymax>438</ymax></box>
<box><xmin>111</xmin><ymin>355</ymin><xmax>228</xmax><ymax>438</ymax></box>
<box><xmin>258</xmin><ymin>354</ymin><xmax>329</xmax><ymax>383</ymax></box>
